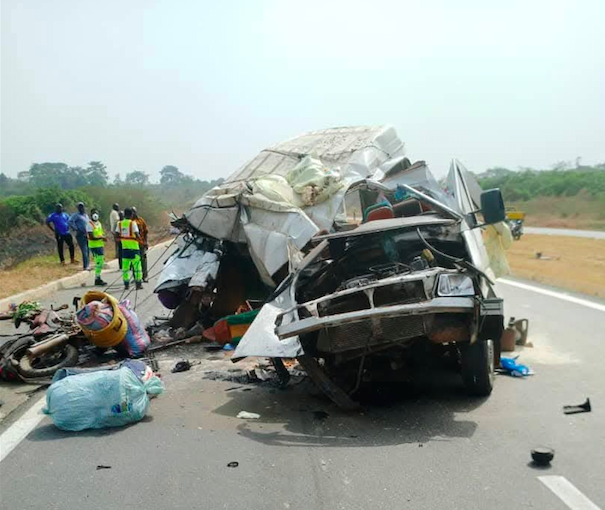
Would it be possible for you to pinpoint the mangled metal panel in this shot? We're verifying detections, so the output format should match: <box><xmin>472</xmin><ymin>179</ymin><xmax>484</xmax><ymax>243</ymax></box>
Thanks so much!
<box><xmin>171</xmin><ymin>126</ymin><xmax>407</xmax><ymax>287</ymax></box>
<box><xmin>225</xmin><ymin>126</ymin><xmax>404</xmax><ymax>184</ymax></box>
<box><xmin>446</xmin><ymin>160</ymin><xmax>494</xmax><ymax>281</ymax></box>
<box><xmin>378</xmin><ymin>159</ymin><xmax>455</xmax><ymax>209</ymax></box>
<box><xmin>231</xmin><ymin>293</ymin><xmax>304</xmax><ymax>359</ymax></box>
<box><xmin>155</xmin><ymin>237</ymin><xmax>217</xmax><ymax>291</ymax></box>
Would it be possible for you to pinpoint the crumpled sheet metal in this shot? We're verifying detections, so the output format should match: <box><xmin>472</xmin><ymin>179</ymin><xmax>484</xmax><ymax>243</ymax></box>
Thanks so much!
<box><xmin>225</xmin><ymin>125</ymin><xmax>404</xmax><ymax>184</ymax></box>
<box><xmin>188</xmin><ymin>251</ymin><xmax>221</xmax><ymax>288</ymax></box>
<box><xmin>156</xmin><ymin>126</ymin><xmax>409</xmax><ymax>298</ymax></box>
<box><xmin>379</xmin><ymin>159</ymin><xmax>454</xmax><ymax>209</ymax></box>
<box><xmin>243</xmin><ymin>224</ymin><xmax>289</xmax><ymax>286</ymax></box>
<box><xmin>155</xmin><ymin>237</ymin><xmax>212</xmax><ymax>291</ymax></box>
<box><xmin>233</xmin><ymin>295</ymin><xmax>304</xmax><ymax>360</ymax></box>
<box><xmin>185</xmin><ymin>204</ymin><xmax>241</xmax><ymax>242</ymax></box>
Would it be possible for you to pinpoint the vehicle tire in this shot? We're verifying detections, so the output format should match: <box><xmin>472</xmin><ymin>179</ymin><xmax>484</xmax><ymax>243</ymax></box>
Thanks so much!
<box><xmin>18</xmin><ymin>344</ymin><xmax>79</xmax><ymax>379</ymax></box>
<box><xmin>461</xmin><ymin>339</ymin><xmax>494</xmax><ymax>396</ymax></box>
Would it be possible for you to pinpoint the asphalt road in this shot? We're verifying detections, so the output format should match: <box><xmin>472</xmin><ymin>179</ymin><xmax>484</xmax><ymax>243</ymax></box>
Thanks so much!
<box><xmin>524</xmin><ymin>226</ymin><xmax>605</xmax><ymax>240</ymax></box>
<box><xmin>1</xmin><ymin>246</ymin><xmax>605</xmax><ymax>509</ymax></box>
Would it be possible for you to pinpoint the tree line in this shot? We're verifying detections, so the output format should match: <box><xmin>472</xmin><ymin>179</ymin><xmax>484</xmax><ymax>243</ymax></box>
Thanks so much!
<box><xmin>0</xmin><ymin>162</ymin><xmax>224</xmax><ymax>236</ymax></box>
<box><xmin>476</xmin><ymin>163</ymin><xmax>605</xmax><ymax>202</ymax></box>
<box><xmin>0</xmin><ymin>162</ymin><xmax>223</xmax><ymax>196</ymax></box>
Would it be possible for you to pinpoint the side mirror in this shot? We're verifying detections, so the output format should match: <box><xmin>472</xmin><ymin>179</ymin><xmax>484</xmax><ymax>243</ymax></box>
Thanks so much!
<box><xmin>480</xmin><ymin>189</ymin><xmax>505</xmax><ymax>225</ymax></box>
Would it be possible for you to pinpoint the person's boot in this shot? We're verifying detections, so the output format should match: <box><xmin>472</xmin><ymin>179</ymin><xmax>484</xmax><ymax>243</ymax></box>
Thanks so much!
<box><xmin>61</xmin><ymin>260</ymin><xmax>66</xmax><ymax>266</ymax></box>
<box><xmin>135</xmin><ymin>281</ymin><xmax>143</xmax><ymax>290</ymax></box>
<box><xmin>124</xmin><ymin>281</ymin><xmax>130</xmax><ymax>290</ymax></box>
<box><xmin>95</xmin><ymin>277</ymin><xmax>107</xmax><ymax>286</ymax></box>
<box><xmin>71</xmin><ymin>258</ymin><xmax>78</xmax><ymax>264</ymax></box>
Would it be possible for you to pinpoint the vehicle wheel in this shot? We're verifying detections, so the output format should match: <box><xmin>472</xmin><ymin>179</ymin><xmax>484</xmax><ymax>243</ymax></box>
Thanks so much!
<box><xmin>18</xmin><ymin>344</ymin><xmax>79</xmax><ymax>379</ymax></box>
<box><xmin>461</xmin><ymin>339</ymin><xmax>494</xmax><ymax>396</ymax></box>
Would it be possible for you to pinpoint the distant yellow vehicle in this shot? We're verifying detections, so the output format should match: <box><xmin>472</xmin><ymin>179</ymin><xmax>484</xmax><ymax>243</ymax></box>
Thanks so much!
<box><xmin>506</xmin><ymin>207</ymin><xmax>526</xmax><ymax>221</ymax></box>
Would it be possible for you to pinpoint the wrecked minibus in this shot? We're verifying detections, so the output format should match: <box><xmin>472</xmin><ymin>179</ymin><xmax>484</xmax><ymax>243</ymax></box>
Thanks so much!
<box><xmin>155</xmin><ymin>126</ymin><xmax>507</xmax><ymax>409</ymax></box>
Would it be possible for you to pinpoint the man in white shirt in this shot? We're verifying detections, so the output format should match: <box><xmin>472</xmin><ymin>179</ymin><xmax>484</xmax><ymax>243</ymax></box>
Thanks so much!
<box><xmin>109</xmin><ymin>203</ymin><xmax>122</xmax><ymax>269</ymax></box>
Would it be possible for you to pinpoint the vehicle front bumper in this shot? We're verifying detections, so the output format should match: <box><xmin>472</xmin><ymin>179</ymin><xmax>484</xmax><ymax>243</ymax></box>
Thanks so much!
<box><xmin>276</xmin><ymin>296</ymin><xmax>476</xmax><ymax>340</ymax></box>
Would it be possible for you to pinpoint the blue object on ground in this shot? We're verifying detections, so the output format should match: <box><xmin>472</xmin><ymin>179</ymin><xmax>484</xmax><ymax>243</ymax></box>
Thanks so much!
<box><xmin>44</xmin><ymin>366</ymin><xmax>164</xmax><ymax>431</ymax></box>
<box><xmin>223</xmin><ymin>343</ymin><xmax>235</xmax><ymax>351</ymax></box>
<box><xmin>500</xmin><ymin>356</ymin><xmax>531</xmax><ymax>377</ymax></box>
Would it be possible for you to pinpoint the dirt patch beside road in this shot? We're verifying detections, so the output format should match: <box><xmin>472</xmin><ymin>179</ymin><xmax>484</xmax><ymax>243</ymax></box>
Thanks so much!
<box><xmin>507</xmin><ymin>234</ymin><xmax>605</xmax><ymax>298</ymax></box>
<box><xmin>0</xmin><ymin>229</ymin><xmax>172</xmax><ymax>300</ymax></box>
<box><xmin>0</xmin><ymin>226</ymin><xmax>57</xmax><ymax>269</ymax></box>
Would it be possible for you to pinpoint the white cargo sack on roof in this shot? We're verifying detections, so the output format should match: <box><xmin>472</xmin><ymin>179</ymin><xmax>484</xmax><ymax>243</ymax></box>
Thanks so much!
<box><xmin>251</xmin><ymin>175</ymin><xmax>296</xmax><ymax>207</ymax></box>
<box><xmin>286</xmin><ymin>155</ymin><xmax>343</xmax><ymax>206</ymax></box>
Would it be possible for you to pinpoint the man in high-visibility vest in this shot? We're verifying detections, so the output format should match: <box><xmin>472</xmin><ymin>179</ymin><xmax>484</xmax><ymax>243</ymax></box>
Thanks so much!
<box><xmin>115</xmin><ymin>207</ymin><xmax>143</xmax><ymax>290</ymax></box>
<box><xmin>86</xmin><ymin>208</ymin><xmax>108</xmax><ymax>286</ymax></box>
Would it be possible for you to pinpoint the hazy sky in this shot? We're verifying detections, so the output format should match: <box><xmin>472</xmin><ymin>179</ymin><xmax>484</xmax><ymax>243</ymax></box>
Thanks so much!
<box><xmin>2</xmin><ymin>0</ymin><xmax>604</xmax><ymax>182</ymax></box>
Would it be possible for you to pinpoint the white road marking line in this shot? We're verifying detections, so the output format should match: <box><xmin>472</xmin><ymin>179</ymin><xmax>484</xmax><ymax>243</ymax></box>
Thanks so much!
<box><xmin>0</xmin><ymin>397</ymin><xmax>46</xmax><ymax>463</ymax></box>
<box><xmin>499</xmin><ymin>279</ymin><xmax>605</xmax><ymax>313</ymax></box>
<box><xmin>539</xmin><ymin>476</ymin><xmax>602</xmax><ymax>510</ymax></box>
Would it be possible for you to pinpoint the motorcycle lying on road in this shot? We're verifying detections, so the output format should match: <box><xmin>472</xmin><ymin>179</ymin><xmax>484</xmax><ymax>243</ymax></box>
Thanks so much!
<box><xmin>0</xmin><ymin>308</ymin><xmax>81</xmax><ymax>383</ymax></box>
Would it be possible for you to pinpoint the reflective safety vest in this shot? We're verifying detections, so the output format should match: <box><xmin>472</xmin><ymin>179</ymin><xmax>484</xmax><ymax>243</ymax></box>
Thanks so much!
<box><xmin>117</xmin><ymin>219</ymin><xmax>139</xmax><ymax>250</ymax></box>
<box><xmin>88</xmin><ymin>221</ymin><xmax>105</xmax><ymax>248</ymax></box>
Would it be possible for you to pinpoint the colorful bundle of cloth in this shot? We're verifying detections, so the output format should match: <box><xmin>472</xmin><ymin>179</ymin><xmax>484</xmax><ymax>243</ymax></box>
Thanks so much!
<box><xmin>76</xmin><ymin>299</ymin><xmax>150</xmax><ymax>356</ymax></box>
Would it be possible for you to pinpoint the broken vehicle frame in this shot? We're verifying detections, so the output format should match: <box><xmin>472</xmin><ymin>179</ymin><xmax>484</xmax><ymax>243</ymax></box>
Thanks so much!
<box><xmin>155</xmin><ymin>126</ymin><xmax>507</xmax><ymax>409</ymax></box>
<box><xmin>270</xmin><ymin>179</ymin><xmax>505</xmax><ymax>409</ymax></box>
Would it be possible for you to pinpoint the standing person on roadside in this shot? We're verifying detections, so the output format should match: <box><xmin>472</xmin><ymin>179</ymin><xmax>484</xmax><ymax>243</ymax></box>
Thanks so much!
<box><xmin>131</xmin><ymin>206</ymin><xmax>149</xmax><ymax>282</ymax></box>
<box><xmin>87</xmin><ymin>208</ymin><xmax>108</xmax><ymax>286</ymax></box>
<box><xmin>115</xmin><ymin>207</ymin><xmax>143</xmax><ymax>290</ymax></box>
<box><xmin>109</xmin><ymin>203</ymin><xmax>122</xmax><ymax>269</ymax></box>
<box><xmin>46</xmin><ymin>203</ymin><xmax>77</xmax><ymax>265</ymax></box>
<box><xmin>68</xmin><ymin>202</ymin><xmax>90</xmax><ymax>270</ymax></box>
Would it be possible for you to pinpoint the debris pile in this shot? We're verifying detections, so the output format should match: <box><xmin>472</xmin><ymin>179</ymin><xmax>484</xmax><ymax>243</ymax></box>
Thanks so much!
<box><xmin>0</xmin><ymin>291</ymin><xmax>151</xmax><ymax>384</ymax></box>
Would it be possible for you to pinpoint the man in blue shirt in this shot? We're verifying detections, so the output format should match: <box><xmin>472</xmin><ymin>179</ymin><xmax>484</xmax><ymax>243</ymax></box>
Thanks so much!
<box><xmin>46</xmin><ymin>203</ymin><xmax>76</xmax><ymax>265</ymax></box>
<box><xmin>68</xmin><ymin>202</ymin><xmax>90</xmax><ymax>270</ymax></box>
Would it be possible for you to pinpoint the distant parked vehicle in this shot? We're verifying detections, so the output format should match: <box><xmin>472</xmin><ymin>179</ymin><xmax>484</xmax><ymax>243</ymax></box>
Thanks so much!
<box><xmin>506</xmin><ymin>207</ymin><xmax>525</xmax><ymax>240</ymax></box>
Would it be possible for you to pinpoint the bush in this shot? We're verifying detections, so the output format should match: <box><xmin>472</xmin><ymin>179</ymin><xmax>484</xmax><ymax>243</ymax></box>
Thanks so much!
<box><xmin>0</xmin><ymin>187</ymin><xmax>92</xmax><ymax>235</ymax></box>
<box><xmin>83</xmin><ymin>186</ymin><xmax>165</xmax><ymax>227</ymax></box>
<box><xmin>478</xmin><ymin>168</ymin><xmax>605</xmax><ymax>202</ymax></box>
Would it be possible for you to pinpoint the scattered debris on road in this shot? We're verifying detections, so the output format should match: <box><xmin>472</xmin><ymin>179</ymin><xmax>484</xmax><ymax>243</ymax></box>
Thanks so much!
<box><xmin>499</xmin><ymin>356</ymin><xmax>532</xmax><ymax>377</ymax></box>
<box><xmin>563</xmin><ymin>398</ymin><xmax>591</xmax><ymax>415</ymax></box>
<box><xmin>0</xmin><ymin>291</ymin><xmax>154</xmax><ymax>384</ymax></box>
<box><xmin>171</xmin><ymin>360</ymin><xmax>195</xmax><ymax>373</ymax></box>
<box><xmin>77</xmin><ymin>291</ymin><xmax>150</xmax><ymax>356</ymax></box>
<box><xmin>0</xmin><ymin>301</ymin><xmax>42</xmax><ymax>326</ymax></box>
<box><xmin>531</xmin><ymin>447</ymin><xmax>555</xmax><ymax>466</ymax></box>
<box><xmin>96</xmin><ymin>465</ymin><xmax>112</xmax><ymax>470</ymax></box>
<box><xmin>501</xmin><ymin>317</ymin><xmax>530</xmax><ymax>351</ymax></box>
<box><xmin>237</xmin><ymin>411</ymin><xmax>261</xmax><ymax>419</ymax></box>
<box><xmin>227</xmin><ymin>461</ymin><xmax>239</xmax><ymax>468</ymax></box>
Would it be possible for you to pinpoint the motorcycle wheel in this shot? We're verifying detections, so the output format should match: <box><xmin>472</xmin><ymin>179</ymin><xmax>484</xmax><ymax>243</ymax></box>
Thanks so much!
<box><xmin>18</xmin><ymin>344</ymin><xmax>79</xmax><ymax>379</ymax></box>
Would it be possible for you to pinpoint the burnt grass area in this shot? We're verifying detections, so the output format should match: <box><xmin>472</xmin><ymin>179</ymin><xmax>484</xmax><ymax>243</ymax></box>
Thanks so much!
<box><xmin>0</xmin><ymin>226</ymin><xmax>57</xmax><ymax>269</ymax></box>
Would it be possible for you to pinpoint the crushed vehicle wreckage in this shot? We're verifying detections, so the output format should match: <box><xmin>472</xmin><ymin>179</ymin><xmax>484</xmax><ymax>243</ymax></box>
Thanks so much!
<box><xmin>155</xmin><ymin>125</ymin><xmax>509</xmax><ymax>409</ymax></box>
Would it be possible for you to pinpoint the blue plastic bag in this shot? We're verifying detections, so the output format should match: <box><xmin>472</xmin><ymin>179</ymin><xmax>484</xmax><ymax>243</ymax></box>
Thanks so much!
<box><xmin>43</xmin><ymin>366</ymin><xmax>164</xmax><ymax>431</ymax></box>
<box><xmin>500</xmin><ymin>356</ymin><xmax>531</xmax><ymax>377</ymax></box>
